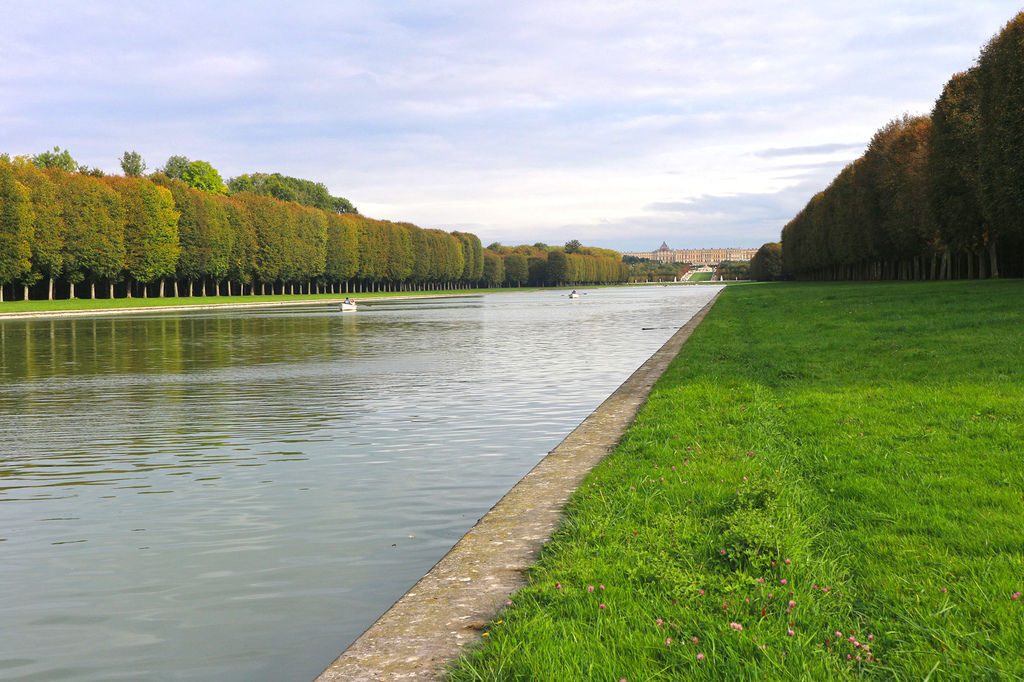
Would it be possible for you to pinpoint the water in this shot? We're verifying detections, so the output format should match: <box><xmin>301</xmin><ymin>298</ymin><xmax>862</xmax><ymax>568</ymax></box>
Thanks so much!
<box><xmin>0</xmin><ymin>285</ymin><xmax>721</xmax><ymax>681</ymax></box>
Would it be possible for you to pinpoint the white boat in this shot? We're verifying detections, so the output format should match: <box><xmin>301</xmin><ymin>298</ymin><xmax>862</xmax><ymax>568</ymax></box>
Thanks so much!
<box><xmin>568</xmin><ymin>292</ymin><xmax>580</xmax><ymax>299</ymax></box>
<box><xmin>339</xmin><ymin>301</ymin><xmax>358</xmax><ymax>312</ymax></box>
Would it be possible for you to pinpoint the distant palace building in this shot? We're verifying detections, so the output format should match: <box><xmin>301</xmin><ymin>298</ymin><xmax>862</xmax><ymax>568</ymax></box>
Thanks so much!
<box><xmin>623</xmin><ymin>242</ymin><xmax>757</xmax><ymax>265</ymax></box>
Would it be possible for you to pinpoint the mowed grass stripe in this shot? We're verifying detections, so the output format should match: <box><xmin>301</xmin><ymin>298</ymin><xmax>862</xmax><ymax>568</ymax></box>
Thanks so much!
<box><xmin>446</xmin><ymin>280</ymin><xmax>1024</xmax><ymax>681</ymax></box>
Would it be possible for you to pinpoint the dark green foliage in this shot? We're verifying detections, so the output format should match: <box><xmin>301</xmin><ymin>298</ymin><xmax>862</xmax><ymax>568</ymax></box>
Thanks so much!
<box><xmin>160</xmin><ymin>156</ymin><xmax>227</xmax><ymax>194</ymax></box>
<box><xmin>527</xmin><ymin>256</ymin><xmax>547</xmax><ymax>286</ymax></box>
<box><xmin>0</xmin><ymin>161</ymin><xmax>34</xmax><ymax>291</ymax></box>
<box><xmin>749</xmin><ymin>242</ymin><xmax>782</xmax><ymax>281</ymax></box>
<box><xmin>31</xmin><ymin>146</ymin><xmax>80</xmax><ymax>173</ymax></box>
<box><xmin>564</xmin><ymin>239</ymin><xmax>582</xmax><ymax>253</ymax></box>
<box><xmin>782</xmin><ymin>12</ymin><xmax>1024</xmax><ymax>281</ymax></box>
<box><xmin>546</xmin><ymin>250</ymin><xmax>568</xmax><ymax>285</ymax></box>
<box><xmin>503</xmin><ymin>253</ymin><xmax>528</xmax><ymax>286</ymax></box>
<box><xmin>159</xmin><ymin>155</ymin><xmax>191</xmax><ymax>180</ymax></box>
<box><xmin>119</xmin><ymin>151</ymin><xmax>147</xmax><ymax>177</ymax></box>
<box><xmin>227</xmin><ymin>172</ymin><xmax>356</xmax><ymax>214</ymax></box>
<box><xmin>482</xmin><ymin>251</ymin><xmax>504</xmax><ymax>286</ymax></box>
<box><xmin>976</xmin><ymin>14</ymin><xmax>1024</xmax><ymax>272</ymax></box>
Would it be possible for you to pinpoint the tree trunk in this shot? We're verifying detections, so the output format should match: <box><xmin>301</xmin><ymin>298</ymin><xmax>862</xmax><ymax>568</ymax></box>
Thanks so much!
<box><xmin>989</xmin><ymin>241</ymin><xmax>999</xmax><ymax>279</ymax></box>
<box><xmin>215</xmin><ymin>281</ymin><xmax>220</xmax><ymax>296</ymax></box>
<box><xmin>69</xmin><ymin>281</ymin><xmax>75</xmax><ymax>299</ymax></box>
<box><xmin>159</xmin><ymin>279</ymin><xmax>165</xmax><ymax>297</ymax></box>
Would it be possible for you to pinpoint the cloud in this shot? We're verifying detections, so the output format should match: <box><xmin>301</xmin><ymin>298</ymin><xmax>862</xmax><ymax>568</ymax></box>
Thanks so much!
<box><xmin>1</xmin><ymin>0</ymin><xmax>1022</xmax><ymax>250</ymax></box>
<box><xmin>755</xmin><ymin>142</ymin><xmax>867</xmax><ymax>158</ymax></box>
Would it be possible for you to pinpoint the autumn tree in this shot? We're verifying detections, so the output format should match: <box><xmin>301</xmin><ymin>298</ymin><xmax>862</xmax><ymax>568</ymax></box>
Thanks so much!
<box><xmin>0</xmin><ymin>161</ymin><xmax>34</xmax><ymax>301</ymax></box>
<box><xmin>105</xmin><ymin>177</ymin><xmax>179</xmax><ymax>296</ymax></box>
<box><xmin>57</xmin><ymin>173</ymin><xmax>125</xmax><ymax>298</ymax></box>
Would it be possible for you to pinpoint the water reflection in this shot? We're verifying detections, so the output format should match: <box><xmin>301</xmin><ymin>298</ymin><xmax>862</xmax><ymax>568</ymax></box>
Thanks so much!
<box><xmin>0</xmin><ymin>286</ymin><xmax>721</xmax><ymax>681</ymax></box>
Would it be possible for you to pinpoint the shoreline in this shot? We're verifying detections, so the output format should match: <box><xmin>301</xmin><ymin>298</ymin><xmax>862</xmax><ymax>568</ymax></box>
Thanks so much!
<box><xmin>315</xmin><ymin>289</ymin><xmax>722</xmax><ymax>681</ymax></box>
<box><xmin>0</xmin><ymin>293</ymin><xmax>488</xmax><ymax>321</ymax></box>
<box><xmin>0</xmin><ymin>282</ymin><xmax>730</xmax><ymax>322</ymax></box>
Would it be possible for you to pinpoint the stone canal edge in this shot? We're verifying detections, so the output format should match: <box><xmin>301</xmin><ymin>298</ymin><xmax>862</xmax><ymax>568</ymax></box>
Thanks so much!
<box><xmin>316</xmin><ymin>289</ymin><xmax>723</xmax><ymax>681</ymax></box>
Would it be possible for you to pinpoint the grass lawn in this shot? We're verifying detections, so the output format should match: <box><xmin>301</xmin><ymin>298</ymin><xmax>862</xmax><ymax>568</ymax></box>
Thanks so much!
<box><xmin>0</xmin><ymin>287</ymin><xmax>519</xmax><ymax>314</ymax></box>
<box><xmin>446</xmin><ymin>280</ymin><xmax>1024</xmax><ymax>680</ymax></box>
<box><xmin>688</xmin><ymin>272</ymin><xmax>713</xmax><ymax>282</ymax></box>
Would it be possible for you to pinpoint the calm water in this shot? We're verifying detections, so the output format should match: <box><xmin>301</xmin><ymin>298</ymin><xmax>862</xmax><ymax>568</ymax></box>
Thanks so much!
<box><xmin>0</xmin><ymin>285</ymin><xmax>721</xmax><ymax>681</ymax></box>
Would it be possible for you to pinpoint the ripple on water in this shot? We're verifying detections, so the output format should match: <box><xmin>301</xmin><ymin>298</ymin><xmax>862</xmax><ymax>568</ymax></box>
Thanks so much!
<box><xmin>0</xmin><ymin>285</ymin><xmax>722</xmax><ymax>681</ymax></box>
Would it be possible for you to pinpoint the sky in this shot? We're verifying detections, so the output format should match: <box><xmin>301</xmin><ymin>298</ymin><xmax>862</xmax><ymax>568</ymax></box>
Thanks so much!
<box><xmin>2</xmin><ymin>1</ymin><xmax>1021</xmax><ymax>252</ymax></box>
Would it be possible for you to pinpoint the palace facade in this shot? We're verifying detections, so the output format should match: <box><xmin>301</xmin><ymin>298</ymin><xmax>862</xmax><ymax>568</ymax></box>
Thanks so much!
<box><xmin>623</xmin><ymin>242</ymin><xmax>757</xmax><ymax>265</ymax></box>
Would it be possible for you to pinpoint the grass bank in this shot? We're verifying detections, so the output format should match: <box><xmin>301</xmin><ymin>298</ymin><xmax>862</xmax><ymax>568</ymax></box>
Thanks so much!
<box><xmin>0</xmin><ymin>287</ymin><xmax>519</xmax><ymax>315</ymax></box>
<box><xmin>446</xmin><ymin>280</ymin><xmax>1024</xmax><ymax>680</ymax></box>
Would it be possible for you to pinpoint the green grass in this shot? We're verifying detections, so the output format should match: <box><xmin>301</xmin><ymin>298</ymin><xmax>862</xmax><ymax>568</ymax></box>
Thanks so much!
<box><xmin>0</xmin><ymin>287</ymin><xmax>521</xmax><ymax>314</ymax></box>
<box><xmin>446</xmin><ymin>280</ymin><xmax>1024</xmax><ymax>681</ymax></box>
<box><xmin>688</xmin><ymin>272</ymin><xmax>713</xmax><ymax>281</ymax></box>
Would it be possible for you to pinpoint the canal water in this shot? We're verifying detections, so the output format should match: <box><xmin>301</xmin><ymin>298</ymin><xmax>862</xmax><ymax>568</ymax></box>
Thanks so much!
<box><xmin>0</xmin><ymin>285</ymin><xmax>721</xmax><ymax>681</ymax></box>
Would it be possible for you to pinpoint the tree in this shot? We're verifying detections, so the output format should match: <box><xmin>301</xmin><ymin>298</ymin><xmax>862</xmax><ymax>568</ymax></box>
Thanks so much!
<box><xmin>13</xmin><ymin>162</ymin><xmax>64</xmax><ymax>299</ymax></box>
<box><xmin>57</xmin><ymin>173</ymin><xmax>125</xmax><ymax>298</ymax></box>
<box><xmin>564</xmin><ymin>239</ymin><xmax>582</xmax><ymax>253</ymax></box>
<box><xmin>228</xmin><ymin>172</ymin><xmax>358</xmax><ymax>214</ymax></box>
<box><xmin>546</xmin><ymin>250</ymin><xmax>568</xmax><ymax>285</ymax></box>
<box><xmin>120</xmin><ymin>150</ymin><xmax>147</xmax><ymax>177</ymax></box>
<box><xmin>749</xmin><ymin>243</ymin><xmax>782</xmax><ymax>281</ymax></box>
<box><xmin>160</xmin><ymin>155</ymin><xmax>191</xmax><ymax>180</ymax></box>
<box><xmin>929</xmin><ymin>69</ymin><xmax>986</xmax><ymax>278</ymax></box>
<box><xmin>105</xmin><ymin>177</ymin><xmax>179</xmax><ymax>296</ymax></box>
<box><xmin>181</xmin><ymin>160</ymin><xmax>227</xmax><ymax>194</ymax></box>
<box><xmin>482</xmin><ymin>251</ymin><xmax>505</xmax><ymax>286</ymax></box>
<box><xmin>504</xmin><ymin>254</ymin><xmax>528</xmax><ymax>286</ymax></box>
<box><xmin>527</xmin><ymin>256</ymin><xmax>547</xmax><ymax>286</ymax></box>
<box><xmin>0</xmin><ymin>162</ymin><xmax>34</xmax><ymax>301</ymax></box>
<box><xmin>32</xmin><ymin>146</ymin><xmax>80</xmax><ymax>173</ymax></box>
<box><xmin>976</xmin><ymin>12</ymin><xmax>1024</xmax><ymax>277</ymax></box>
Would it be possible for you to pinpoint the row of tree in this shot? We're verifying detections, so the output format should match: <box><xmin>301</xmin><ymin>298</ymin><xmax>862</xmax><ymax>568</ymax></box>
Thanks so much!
<box><xmin>485</xmin><ymin>243</ymin><xmax>629</xmax><ymax>287</ymax></box>
<box><xmin>0</xmin><ymin>158</ymin><xmax>489</xmax><ymax>300</ymax></box>
<box><xmin>774</xmin><ymin>12</ymin><xmax>1024</xmax><ymax>281</ymax></box>
<box><xmin>0</xmin><ymin>156</ymin><xmax>628</xmax><ymax>301</ymax></box>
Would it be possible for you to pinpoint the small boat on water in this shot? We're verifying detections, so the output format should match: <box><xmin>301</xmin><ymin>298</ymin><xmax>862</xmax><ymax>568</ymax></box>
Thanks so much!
<box><xmin>568</xmin><ymin>291</ymin><xmax>580</xmax><ymax>299</ymax></box>
<box><xmin>339</xmin><ymin>300</ymin><xmax>358</xmax><ymax>312</ymax></box>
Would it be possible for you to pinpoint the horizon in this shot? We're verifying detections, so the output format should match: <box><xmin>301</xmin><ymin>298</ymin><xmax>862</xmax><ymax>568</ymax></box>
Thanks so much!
<box><xmin>3</xmin><ymin>2</ymin><xmax>1021</xmax><ymax>252</ymax></box>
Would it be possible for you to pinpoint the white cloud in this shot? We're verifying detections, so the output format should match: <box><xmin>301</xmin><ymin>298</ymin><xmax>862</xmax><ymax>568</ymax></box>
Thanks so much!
<box><xmin>0</xmin><ymin>0</ymin><xmax>1021</xmax><ymax>250</ymax></box>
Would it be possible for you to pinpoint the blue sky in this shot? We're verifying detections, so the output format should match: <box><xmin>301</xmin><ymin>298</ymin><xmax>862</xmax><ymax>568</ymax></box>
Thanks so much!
<box><xmin>2</xmin><ymin>1</ymin><xmax>1020</xmax><ymax>251</ymax></box>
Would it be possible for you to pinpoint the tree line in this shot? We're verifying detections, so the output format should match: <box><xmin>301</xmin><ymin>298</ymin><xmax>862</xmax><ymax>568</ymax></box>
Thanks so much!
<box><xmin>484</xmin><ymin>242</ymin><xmax>629</xmax><ymax>287</ymax></box>
<box><xmin>763</xmin><ymin>12</ymin><xmax>1024</xmax><ymax>281</ymax></box>
<box><xmin>0</xmin><ymin>152</ymin><xmax>627</xmax><ymax>301</ymax></box>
